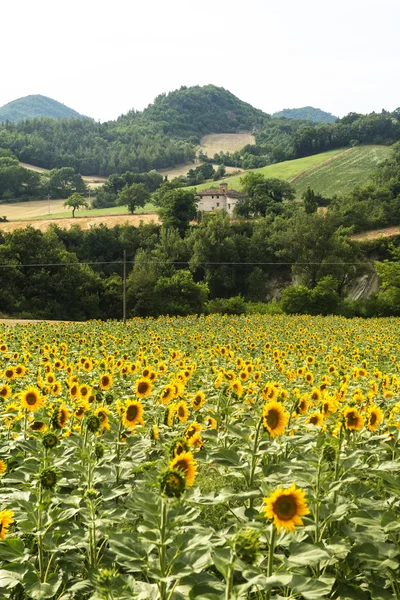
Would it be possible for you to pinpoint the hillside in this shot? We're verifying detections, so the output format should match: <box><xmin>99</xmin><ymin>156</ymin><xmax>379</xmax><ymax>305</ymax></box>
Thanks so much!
<box><xmin>292</xmin><ymin>145</ymin><xmax>392</xmax><ymax>198</ymax></box>
<box><xmin>188</xmin><ymin>148</ymin><xmax>347</xmax><ymax>192</ymax></box>
<box><xmin>272</xmin><ymin>106</ymin><xmax>337</xmax><ymax>123</ymax></box>
<box><xmin>188</xmin><ymin>145</ymin><xmax>391</xmax><ymax>198</ymax></box>
<box><xmin>137</xmin><ymin>85</ymin><xmax>269</xmax><ymax>138</ymax></box>
<box><xmin>0</xmin><ymin>95</ymin><xmax>88</xmax><ymax>122</ymax></box>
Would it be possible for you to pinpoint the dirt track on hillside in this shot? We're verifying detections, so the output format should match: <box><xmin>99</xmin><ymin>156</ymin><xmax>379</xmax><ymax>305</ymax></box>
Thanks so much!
<box><xmin>350</xmin><ymin>226</ymin><xmax>400</xmax><ymax>241</ymax></box>
<box><xmin>0</xmin><ymin>213</ymin><xmax>160</xmax><ymax>232</ymax></box>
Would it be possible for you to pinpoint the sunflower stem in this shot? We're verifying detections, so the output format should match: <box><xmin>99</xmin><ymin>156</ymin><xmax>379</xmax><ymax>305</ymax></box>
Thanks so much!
<box><xmin>159</xmin><ymin>497</ymin><xmax>168</xmax><ymax>600</ymax></box>
<box><xmin>266</xmin><ymin>524</ymin><xmax>276</xmax><ymax>600</ymax></box>
<box><xmin>314</xmin><ymin>455</ymin><xmax>322</xmax><ymax>545</ymax></box>
<box><xmin>115</xmin><ymin>420</ymin><xmax>123</xmax><ymax>485</ymax></box>
<box><xmin>37</xmin><ymin>483</ymin><xmax>45</xmax><ymax>582</ymax></box>
<box><xmin>249</xmin><ymin>416</ymin><xmax>263</xmax><ymax>508</ymax></box>
<box><xmin>224</xmin><ymin>548</ymin><xmax>235</xmax><ymax>600</ymax></box>
<box><xmin>333</xmin><ymin>425</ymin><xmax>343</xmax><ymax>504</ymax></box>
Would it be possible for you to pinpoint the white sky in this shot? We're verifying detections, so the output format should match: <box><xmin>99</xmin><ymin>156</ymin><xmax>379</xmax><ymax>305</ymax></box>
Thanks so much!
<box><xmin>1</xmin><ymin>0</ymin><xmax>399</xmax><ymax>122</ymax></box>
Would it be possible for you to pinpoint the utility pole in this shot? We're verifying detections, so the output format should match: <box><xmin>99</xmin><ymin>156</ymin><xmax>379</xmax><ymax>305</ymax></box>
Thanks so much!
<box><xmin>123</xmin><ymin>250</ymin><xmax>127</xmax><ymax>325</ymax></box>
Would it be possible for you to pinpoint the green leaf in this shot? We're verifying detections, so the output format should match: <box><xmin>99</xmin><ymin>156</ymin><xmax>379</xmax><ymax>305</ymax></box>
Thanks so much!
<box><xmin>210</xmin><ymin>449</ymin><xmax>242</xmax><ymax>467</ymax></box>
<box><xmin>24</xmin><ymin>572</ymin><xmax>62</xmax><ymax>599</ymax></box>
<box><xmin>0</xmin><ymin>538</ymin><xmax>29</xmax><ymax>563</ymax></box>
<box><xmin>108</xmin><ymin>533</ymin><xmax>147</xmax><ymax>571</ymax></box>
<box><xmin>287</xmin><ymin>542</ymin><xmax>330</xmax><ymax>566</ymax></box>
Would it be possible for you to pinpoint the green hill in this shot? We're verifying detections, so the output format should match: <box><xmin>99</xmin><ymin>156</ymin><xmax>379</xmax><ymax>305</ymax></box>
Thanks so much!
<box><xmin>292</xmin><ymin>145</ymin><xmax>392</xmax><ymax>198</ymax></box>
<box><xmin>188</xmin><ymin>145</ymin><xmax>392</xmax><ymax>198</ymax></box>
<box><xmin>272</xmin><ymin>106</ymin><xmax>337</xmax><ymax>123</ymax></box>
<box><xmin>124</xmin><ymin>84</ymin><xmax>269</xmax><ymax>138</ymax></box>
<box><xmin>0</xmin><ymin>95</ymin><xmax>88</xmax><ymax>122</ymax></box>
<box><xmin>188</xmin><ymin>148</ymin><xmax>346</xmax><ymax>192</ymax></box>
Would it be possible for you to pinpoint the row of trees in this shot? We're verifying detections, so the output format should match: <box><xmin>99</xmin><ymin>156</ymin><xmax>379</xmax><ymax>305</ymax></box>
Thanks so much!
<box><xmin>0</xmin><ymin>152</ymin><xmax>87</xmax><ymax>200</ymax></box>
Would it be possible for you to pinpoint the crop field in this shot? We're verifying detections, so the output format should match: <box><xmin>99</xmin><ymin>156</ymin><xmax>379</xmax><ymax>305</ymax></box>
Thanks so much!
<box><xmin>199</xmin><ymin>133</ymin><xmax>256</xmax><ymax>157</ymax></box>
<box><xmin>293</xmin><ymin>145</ymin><xmax>392</xmax><ymax>199</ymax></box>
<box><xmin>0</xmin><ymin>314</ymin><xmax>399</xmax><ymax>599</ymax></box>
<box><xmin>189</xmin><ymin>148</ymin><xmax>347</xmax><ymax>192</ymax></box>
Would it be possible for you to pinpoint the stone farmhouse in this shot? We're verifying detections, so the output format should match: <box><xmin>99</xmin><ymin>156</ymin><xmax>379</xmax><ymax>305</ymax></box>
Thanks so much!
<box><xmin>196</xmin><ymin>183</ymin><xmax>246</xmax><ymax>216</ymax></box>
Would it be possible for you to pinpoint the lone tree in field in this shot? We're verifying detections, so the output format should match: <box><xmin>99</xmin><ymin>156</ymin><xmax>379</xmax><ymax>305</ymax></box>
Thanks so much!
<box><xmin>116</xmin><ymin>183</ymin><xmax>150</xmax><ymax>214</ymax></box>
<box><xmin>63</xmin><ymin>193</ymin><xmax>88</xmax><ymax>218</ymax></box>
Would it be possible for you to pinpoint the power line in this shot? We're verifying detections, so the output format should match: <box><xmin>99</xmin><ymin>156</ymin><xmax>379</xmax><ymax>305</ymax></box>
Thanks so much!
<box><xmin>0</xmin><ymin>260</ymin><xmax>374</xmax><ymax>268</ymax></box>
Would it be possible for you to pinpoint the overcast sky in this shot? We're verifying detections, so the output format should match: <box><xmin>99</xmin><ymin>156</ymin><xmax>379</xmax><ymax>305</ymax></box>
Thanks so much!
<box><xmin>1</xmin><ymin>0</ymin><xmax>399</xmax><ymax>122</ymax></box>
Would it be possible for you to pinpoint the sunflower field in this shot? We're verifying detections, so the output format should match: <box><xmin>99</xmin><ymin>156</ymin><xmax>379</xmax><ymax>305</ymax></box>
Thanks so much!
<box><xmin>1</xmin><ymin>314</ymin><xmax>400</xmax><ymax>600</ymax></box>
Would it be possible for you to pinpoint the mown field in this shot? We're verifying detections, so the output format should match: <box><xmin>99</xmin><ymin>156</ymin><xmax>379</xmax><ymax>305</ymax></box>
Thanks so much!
<box><xmin>189</xmin><ymin>148</ymin><xmax>347</xmax><ymax>192</ymax></box>
<box><xmin>293</xmin><ymin>145</ymin><xmax>392</xmax><ymax>199</ymax></box>
<box><xmin>199</xmin><ymin>133</ymin><xmax>256</xmax><ymax>157</ymax></box>
<box><xmin>0</xmin><ymin>314</ymin><xmax>400</xmax><ymax>599</ymax></box>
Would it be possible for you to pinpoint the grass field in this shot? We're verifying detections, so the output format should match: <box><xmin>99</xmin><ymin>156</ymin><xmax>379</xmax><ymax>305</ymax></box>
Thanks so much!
<box><xmin>293</xmin><ymin>145</ymin><xmax>392</xmax><ymax>198</ymax></box>
<box><xmin>188</xmin><ymin>148</ymin><xmax>347</xmax><ymax>192</ymax></box>
<box><xmin>199</xmin><ymin>132</ymin><xmax>255</xmax><ymax>157</ymax></box>
<box><xmin>0</xmin><ymin>200</ymin><xmax>156</xmax><ymax>221</ymax></box>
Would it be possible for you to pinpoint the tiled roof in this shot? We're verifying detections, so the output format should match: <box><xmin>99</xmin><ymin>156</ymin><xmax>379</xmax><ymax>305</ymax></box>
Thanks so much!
<box><xmin>197</xmin><ymin>188</ymin><xmax>246</xmax><ymax>198</ymax></box>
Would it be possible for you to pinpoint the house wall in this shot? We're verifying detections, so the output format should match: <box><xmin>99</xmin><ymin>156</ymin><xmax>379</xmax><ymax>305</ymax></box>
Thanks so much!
<box><xmin>226</xmin><ymin>196</ymin><xmax>239</xmax><ymax>216</ymax></box>
<box><xmin>197</xmin><ymin>195</ymin><xmax>227</xmax><ymax>213</ymax></box>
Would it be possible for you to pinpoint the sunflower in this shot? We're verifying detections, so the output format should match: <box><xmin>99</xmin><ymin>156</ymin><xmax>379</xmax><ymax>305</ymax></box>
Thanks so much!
<box><xmin>135</xmin><ymin>378</ymin><xmax>152</xmax><ymax>398</ymax></box>
<box><xmin>99</xmin><ymin>373</ymin><xmax>113</xmax><ymax>391</ymax></box>
<box><xmin>343</xmin><ymin>407</ymin><xmax>364</xmax><ymax>431</ymax></box>
<box><xmin>296</xmin><ymin>395</ymin><xmax>308</xmax><ymax>415</ymax></box>
<box><xmin>15</xmin><ymin>364</ymin><xmax>25</xmax><ymax>377</ymax></box>
<box><xmin>205</xmin><ymin>416</ymin><xmax>217</xmax><ymax>429</ymax></box>
<box><xmin>185</xmin><ymin>421</ymin><xmax>202</xmax><ymax>442</ymax></box>
<box><xmin>20</xmin><ymin>386</ymin><xmax>44</xmax><ymax>412</ymax></box>
<box><xmin>306</xmin><ymin>412</ymin><xmax>324</xmax><ymax>427</ymax></box>
<box><xmin>54</xmin><ymin>406</ymin><xmax>70</xmax><ymax>429</ymax></box>
<box><xmin>263</xmin><ymin>483</ymin><xmax>309</xmax><ymax>532</ymax></box>
<box><xmin>159</xmin><ymin>385</ymin><xmax>175</xmax><ymax>404</ymax></box>
<box><xmin>191</xmin><ymin>391</ymin><xmax>206</xmax><ymax>411</ymax></box>
<box><xmin>262</xmin><ymin>401</ymin><xmax>288</xmax><ymax>438</ymax></box>
<box><xmin>367</xmin><ymin>405</ymin><xmax>384</xmax><ymax>432</ymax></box>
<box><xmin>227</xmin><ymin>380</ymin><xmax>243</xmax><ymax>398</ymax></box>
<box><xmin>169</xmin><ymin>451</ymin><xmax>197</xmax><ymax>487</ymax></box>
<box><xmin>310</xmin><ymin>387</ymin><xmax>322</xmax><ymax>402</ymax></box>
<box><xmin>176</xmin><ymin>400</ymin><xmax>189</xmax><ymax>423</ymax></box>
<box><xmin>0</xmin><ymin>384</ymin><xmax>11</xmax><ymax>400</ymax></box>
<box><xmin>122</xmin><ymin>401</ymin><xmax>144</xmax><ymax>429</ymax></box>
<box><xmin>74</xmin><ymin>403</ymin><xmax>88</xmax><ymax>420</ymax></box>
<box><xmin>0</xmin><ymin>459</ymin><xmax>6</xmax><ymax>476</ymax></box>
<box><xmin>94</xmin><ymin>407</ymin><xmax>111</xmax><ymax>430</ymax></box>
<box><xmin>160</xmin><ymin>469</ymin><xmax>186</xmax><ymax>498</ymax></box>
<box><xmin>69</xmin><ymin>383</ymin><xmax>79</xmax><ymax>399</ymax></box>
<box><xmin>79</xmin><ymin>384</ymin><xmax>92</xmax><ymax>402</ymax></box>
<box><xmin>262</xmin><ymin>384</ymin><xmax>278</xmax><ymax>402</ymax></box>
<box><xmin>0</xmin><ymin>509</ymin><xmax>14</xmax><ymax>539</ymax></box>
<box><xmin>4</xmin><ymin>367</ymin><xmax>15</xmax><ymax>382</ymax></box>
<box><xmin>46</xmin><ymin>373</ymin><xmax>56</xmax><ymax>385</ymax></box>
<box><xmin>30</xmin><ymin>421</ymin><xmax>47</xmax><ymax>432</ymax></box>
<box><xmin>52</xmin><ymin>382</ymin><xmax>62</xmax><ymax>396</ymax></box>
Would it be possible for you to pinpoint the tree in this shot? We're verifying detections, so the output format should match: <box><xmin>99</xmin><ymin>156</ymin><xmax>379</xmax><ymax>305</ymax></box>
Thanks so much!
<box><xmin>237</xmin><ymin>173</ymin><xmax>295</xmax><ymax>218</ymax></box>
<box><xmin>158</xmin><ymin>189</ymin><xmax>197</xmax><ymax>234</ymax></box>
<box><xmin>46</xmin><ymin>167</ymin><xmax>86</xmax><ymax>199</ymax></box>
<box><xmin>63</xmin><ymin>193</ymin><xmax>88</xmax><ymax>218</ymax></box>
<box><xmin>302</xmin><ymin>186</ymin><xmax>318</xmax><ymax>214</ymax></box>
<box><xmin>116</xmin><ymin>183</ymin><xmax>150</xmax><ymax>214</ymax></box>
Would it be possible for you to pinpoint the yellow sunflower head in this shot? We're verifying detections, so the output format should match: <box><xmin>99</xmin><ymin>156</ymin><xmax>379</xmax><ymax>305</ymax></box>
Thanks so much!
<box><xmin>262</xmin><ymin>401</ymin><xmax>288</xmax><ymax>438</ymax></box>
<box><xmin>122</xmin><ymin>401</ymin><xmax>144</xmax><ymax>429</ymax></box>
<box><xmin>20</xmin><ymin>386</ymin><xmax>44</xmax><ymax>412</ymax></box>
<box><xmin>168</xmin><ymin>451</ymin><xmax>197</xmax><ymax>487</ymax></box>
<box><xmin>263</xmin><ymin>483</ymin><xmax>309</xmax><ymax>532</ymax></box>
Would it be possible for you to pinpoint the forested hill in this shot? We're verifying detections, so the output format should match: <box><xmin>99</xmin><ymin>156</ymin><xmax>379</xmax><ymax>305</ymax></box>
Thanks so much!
<box><xmin>0</xmin><ymin>85</ymin><xmax>399</xmax><ymax>176</ymax></box>
<box><xmin>136</xmin><ymin>85</ymin><xmax>269</xmax><ymax>137</ymax></box>
<box><xmin>272</xmin><ymin>107</ymin><xmax>337</xmax><ymax>123</ymax></box>
<box><xmin>0</xmin><ymin>95</ymin><xmax>88</xmax><ymax>122</ymax></box>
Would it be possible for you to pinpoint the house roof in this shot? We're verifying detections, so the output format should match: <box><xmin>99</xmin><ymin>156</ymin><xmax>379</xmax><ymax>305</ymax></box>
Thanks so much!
<box><xmin>197</xmin><ymin>188</ymin><xmax>246</xmax><ymax>198</ymax></box>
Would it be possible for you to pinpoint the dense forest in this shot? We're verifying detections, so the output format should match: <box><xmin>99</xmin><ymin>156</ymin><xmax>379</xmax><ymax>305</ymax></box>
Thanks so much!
<box><xmin>1</xmin><ymin>85</ymin><xmax>399</xmax><ymax>176</ymax></box>
<box><xmin>0</xmin><ymin>94</ymin><xmax>88</xmax><ymax>122</ymax></box>
<box><xmin>272</xmin><ymin>106</ymin><xmax>338</xmax><ymax>123</ymax></box>
<box><xmin>1</xmin><ymin>143</ymin><xmax>400</xmax><ymax>320</ymax></box>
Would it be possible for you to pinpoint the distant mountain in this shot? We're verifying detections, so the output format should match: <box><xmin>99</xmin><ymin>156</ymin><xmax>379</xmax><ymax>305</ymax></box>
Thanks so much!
<box><xmin>0</xmin><ymin>95</ymin><xmax>89</xmax><ymax>122</ymax></box>
<box><xmin>273</xmin><ymin>107</ymin><xmax>338</xmax><ymax>124</ymax></box>
<box><xmin>134</xmin><ymin>85</ymin><xmax>269</xmax><ymax>138</ymax></box>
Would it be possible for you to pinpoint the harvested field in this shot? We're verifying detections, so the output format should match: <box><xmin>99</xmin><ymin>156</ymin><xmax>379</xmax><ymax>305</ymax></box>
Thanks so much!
<box><xmin>199</xmin><ymin>132</ymin><xmax>255</xmax><ymax>157</ymax></box>
<box><xmin>0</xmin><ymin>213</ymin><xmax>160</xmax><ymax>232</ymax></box>
<box><xmin>350</xmin><ymin>225</ymin><xmax>400</xmax><ymax>241</ymax></box>
<box><xmin>19</xmin><ymin>162</ymin><xmax>108</xmax><ymax>189</ymax></box>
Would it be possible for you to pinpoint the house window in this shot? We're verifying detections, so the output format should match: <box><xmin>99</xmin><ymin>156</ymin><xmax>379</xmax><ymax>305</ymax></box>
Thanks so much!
<box><xmin>212</xmin><ymin>207</ymin><xmax>214</xmax><ymax>210</ymax></box>
<box><xmin>217</xmin><ymin>195</ymin><xmax>219</xmax><ymax>199</ymax></box>
<box><xmin>212</xmin><ymin>195</ymin><xmax>214</xmax><ymax>199</ymax></box>
<box><xmin>228</xmin><ymin>203</ymin><xmax>231</xmax><ymax>209</ymax></box>
<box><xmin>217</xmin><ymin>202</ymin><xmax>220</xmax><ymax>207</ymax></box>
